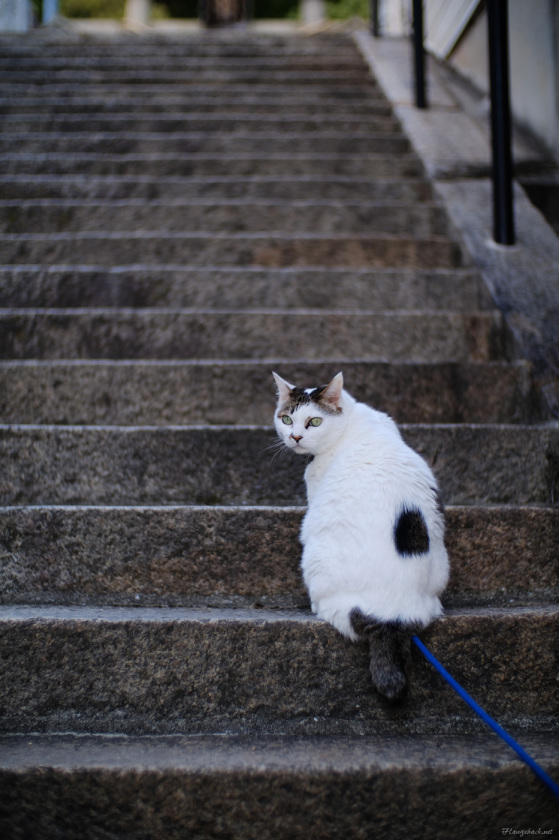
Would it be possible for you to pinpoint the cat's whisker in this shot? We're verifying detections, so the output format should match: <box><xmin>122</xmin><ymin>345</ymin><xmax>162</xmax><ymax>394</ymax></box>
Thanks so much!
<box><xmin>261</xmin><ymin>439</ymin><xmax>284</xmax><ymax>454</ymax></box>
<box><xmin>261</xmin><ymin>439</ymin><xmax>289</xmax><ymax>463</ymax></box>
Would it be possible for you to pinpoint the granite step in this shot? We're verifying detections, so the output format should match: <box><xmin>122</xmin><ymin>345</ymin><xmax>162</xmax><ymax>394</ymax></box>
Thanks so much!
<box><xmin>0</xmin><ymin>44</ymin><xmax>366</xmax><ymax>63</ymax></box>
<box><xmin>0</xmin><ymin>34</ymin><xmax>356</xmax><ymax>53</ymax></box>
<box><xmin>0</xmin><ymin>94</ymin><xmax>393</xmax><ymax>115</ymax></box>
<box><xmin>0</xmin><ymin>310</ymin><xmax>505</xmax><ymax>362</ymax></box>
<box><xmin>0</xmin><ymin>360</ymin><xmax>539</xmax><ymax>425</ymax></box>
<box><xmin>0</xmin><ymin>83</ymin><xmax>384</xmax><ymax>104</ymax></box>
<box><xmin>0</xmin><ymin>504</ymin><xmax>556</xmax><ymax>609</ymax></box>
<box><xmin>0</xmin><ymin>69</ymin><xmax>375</xmax><ymax>86</ymax></box>
<box><xmin>0</xmin><ymin>175</ymin><xmax>432</xmax><ymax>202</ymax></box>
<box><xmin>0</xmin><ymin>35</ymin><xmax>357</xmax><ymax>54</ymax></box>
<box><xmin>0</xmin><ymin>113</ymin><xmax>399</xmax><ymax>134</ymax></box>
<box><xmin>0</xmin><ymin>604</ymin><xmax>556</xmax><ymax>736</ymax></box>
<box><xmin>0</xmin><ymin>153</ymin><xmax>424</xmax><ymax>178</ymax></box>
<box><xmin>0</xmin><ymin>131</ymin><xmax>410</xmax><ymax>155</ymax></box>
<box><xmin>0</xmin><ymin>57</ymin><xmax>369</xmax><ymax>73</ymax></box>
<box><xmin>0</xmin><ymin>232</ymin><xmax>463</xmax><ymax>267</ymax></box>
<box><xmin>1</xmin><ymin>732</ymin><xmax>556</xmax><ymax>837</ymax></box>
<box><xmin>0</xmin><ymin>267</ymin><xmax>486</xmax><ymax>310</ymax></box>
<box><xmin>0</xmin><ymin>200</ymin><xmax>448</xmax><ymax>237</ymax></box>
<box><xmin>1</xmin><ymin>424</ymin><xmax>556</xmax><ymax>506</ymax></box>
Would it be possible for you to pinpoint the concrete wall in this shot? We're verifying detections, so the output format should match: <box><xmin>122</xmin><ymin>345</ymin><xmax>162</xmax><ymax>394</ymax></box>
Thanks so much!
<box><xmin>423</xmin><ymin>0</ymin><xmax>481</xmax><ymax>57</ymax></box>
<box><xmin>447</xmin><ymin>0</ymin><xmax>559</xmax><ymax>162</ymax></box>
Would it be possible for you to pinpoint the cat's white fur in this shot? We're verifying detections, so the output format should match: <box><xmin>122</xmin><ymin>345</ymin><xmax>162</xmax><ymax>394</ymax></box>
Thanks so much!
<box><xmin>273</xmin><ymin>371</ymin><xmax>449</xmax><ymax>641</ymax></box>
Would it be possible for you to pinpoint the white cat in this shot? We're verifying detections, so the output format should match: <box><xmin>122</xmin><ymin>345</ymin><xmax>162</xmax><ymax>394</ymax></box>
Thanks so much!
<box><xmin>273</xmin><ymin>371</ymin><xmax>449</xmax><ymax>700</ymax></box>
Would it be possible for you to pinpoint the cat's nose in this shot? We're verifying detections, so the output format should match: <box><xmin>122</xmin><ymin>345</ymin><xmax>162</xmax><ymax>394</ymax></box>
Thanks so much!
<box><xmin>291</xmin><ymin>434</ymin><xmax>303</xmax><ymax>442</ymax></box>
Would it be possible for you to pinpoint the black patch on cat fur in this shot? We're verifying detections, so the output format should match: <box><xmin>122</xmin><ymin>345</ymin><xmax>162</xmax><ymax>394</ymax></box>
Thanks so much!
<box><xmin>394</xmin><ymin>507</ymin><xmax>430</xmax><ymax>556</ymax></box>
<box><xmin>350</xmin><ymin>610</ymin><xmax>417</xmax><ymax>702</ymax></box>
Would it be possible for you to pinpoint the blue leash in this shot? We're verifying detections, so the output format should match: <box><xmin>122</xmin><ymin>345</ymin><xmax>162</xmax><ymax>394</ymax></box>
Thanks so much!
<box><xmin>412</xmin><ymin>635</ymin><xmax>559</xmax><ymax>800</ymax></box>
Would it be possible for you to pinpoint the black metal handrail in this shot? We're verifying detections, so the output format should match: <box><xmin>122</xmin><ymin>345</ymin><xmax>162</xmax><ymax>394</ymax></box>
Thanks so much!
<box><xmin>487</xmin><ymin>0</ymin><xmax>515</xmax><ymax>244</ymax></box>
<box><xmin>407</xmin><ymin>0</ymin><xmax>515</xmax><ymax>244</ymax></box>
<box><xmin>412</xmin><ymin>0</ymin><xmax>427</xmax><ymax>109</ymax></box>
<box><xmin>370</xmin><ymin>0</ymin><xmax>380</xmax><ymax>37</ymax></box>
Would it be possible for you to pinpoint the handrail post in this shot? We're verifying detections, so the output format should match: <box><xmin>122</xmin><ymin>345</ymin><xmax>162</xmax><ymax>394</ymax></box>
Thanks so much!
<box><xmin>487</xmin><ymin>0</ymin><xmax>515</xmax><ymax>245</ymax></box>
<box><xmin>412</xmin><ymin>0</ymin><xmax>427</xmax><ymax>109</ymax></box>
<box><xmin>370</xmin><ymin>0</ymin><xmax>380</xmax><ymax>37</ymax></box>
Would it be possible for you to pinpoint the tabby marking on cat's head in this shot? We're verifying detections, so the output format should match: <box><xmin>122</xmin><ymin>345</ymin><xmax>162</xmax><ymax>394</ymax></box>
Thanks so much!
<box><xmin>274</xmin><ymin>372</ymin><xmax>343</xmax><ymax>415</ymax></box>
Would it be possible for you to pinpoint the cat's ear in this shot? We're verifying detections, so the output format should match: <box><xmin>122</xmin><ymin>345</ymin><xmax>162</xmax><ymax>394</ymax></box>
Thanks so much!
<box><xmin>272</xmin><ymin>371</ymin><xmax>295</xmax><ymax>403</ymax></box>
<box><xmin>321</xmin><ymin>372</ymin><xmax>344</xmax><ymax>409</ymax></box>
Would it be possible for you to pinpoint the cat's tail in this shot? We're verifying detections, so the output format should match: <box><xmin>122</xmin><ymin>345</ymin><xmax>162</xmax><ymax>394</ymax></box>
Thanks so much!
<box><xmin>350</xmin><ymin>608</ymin><xmax>420</xmax><ymax>702</ymax></box>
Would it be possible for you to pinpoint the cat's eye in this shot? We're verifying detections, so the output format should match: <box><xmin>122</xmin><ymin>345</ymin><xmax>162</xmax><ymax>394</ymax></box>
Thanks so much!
<box><xmin>281</xmin><ymin>415</ymin><xmax>293</xmax><ymax>425</ymax></box>
<box><xmin>309</xmin><ymin>417</ymin><xmax>322</xmax><ymax>427</ymax></box>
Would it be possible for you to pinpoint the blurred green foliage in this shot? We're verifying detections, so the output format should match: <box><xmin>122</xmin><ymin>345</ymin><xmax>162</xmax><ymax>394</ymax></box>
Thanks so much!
<box><xmin>325</xmin><ymin>0</ymin><xmax>368</xmax><ymax>19</ymax></box>
<box><xmin>60</xmin><ymin>0</ymin><xmax>125</xmax><ymax>17</ymax></box>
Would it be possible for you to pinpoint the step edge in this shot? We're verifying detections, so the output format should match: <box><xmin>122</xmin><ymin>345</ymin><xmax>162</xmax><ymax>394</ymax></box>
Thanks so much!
<box><xmin>1</xmin><ymin>730</ymin><xmax>558</xmax><ymax>774</ymax></box>
<box><xmin>0</xmin><ymin>603</ymin><xmax>557</xmax><ymax>623</ymax></box>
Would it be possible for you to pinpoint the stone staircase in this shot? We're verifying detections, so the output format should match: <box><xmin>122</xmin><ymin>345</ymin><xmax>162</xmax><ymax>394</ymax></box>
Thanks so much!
<box><xmin>0</xmin><ymin>26</ymin><xmax>557</xmax><ymax>837</ymax></box>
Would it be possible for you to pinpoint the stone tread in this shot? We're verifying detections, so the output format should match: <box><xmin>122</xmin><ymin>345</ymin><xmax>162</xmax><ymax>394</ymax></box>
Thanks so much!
<box><xmin>0</xmin><ymin>96</ymin><xmax>394</xmax><ymax>114</ymax></box>
<box><xmin>0</xmin><ymin>266</ymin><xmax>489</xmax><ymax>310</ymax></box>
<box><xmin>0</xmin><ymin>505</ymin><xmax>556</xmax><ymax>608</ymax></box>
<box><xmin>0</xmin><ymin>131</ymin><xmax>411</xmax><ymax>155</ymax></box>
<box><xmin>0</xmin><ymin>174</ymin><xmax>433</xmax><ymax>201</ymax></box>
<box><xmin>0</xmin><ymin>153</ymin><xmax>425</xmax><ymax>177</ymax></box>
<box><xmin>0</xmin><ymin>61</ymin><xmax>370</xmax><ymax>74</ymax></box>
<box><xmin>0</xmin><ymin>34</ymin><xmax>355</xmax><ymax>49</ymax></box>
<box><xmin>0</xmin><ymin>69</ymin><xmax>377</xmax><ymax>85</ymax></box>
<box><xmin>2</xmin><ymin>730</ymin><xmax>554</xmax><ymax>773</ymax></box>
<box><xmin>0</xmin><ymin>309</ymin><xmax>503</xmax><ymax>362</ymax></box>
<box><xmin>0</xmin><ymin>360</ymin><xmax>540</xmax><ymax>425</ymax></box>
<box><xmin>0</xmin><ymin>604</ymin><xmax>557</xmax><ymax>737</ymax></box>
<box><xmin>0</xmin><ymin>423</ymin><xmax>557</xmax><ymax>506</ymax></box>
<box><xmin>0</xmin><ymin>53</ymin><xmax>367</xmax><ymax>66</ymax></box>
<box><xmin>0</xmin><ymin>199</ymin><xmax>449</xmax><ymax>237</ymax></box>
<box><xmin>0</xmin><ymin>84</ymin><xmax>386</xmax><ymax>101</ymax></box>
<box><xmin>1</xmin><ymin>733</ymin><xmax>555</xmax><ymax>839</ymax></box>
<box><xmin>0</xmin><ymin>114</ymin><xmax>400</xmax><ymax>133</ymax></box>
<box><xmin>0</xmin><ymin>231</ymin><xmax>464</xmax><ymax>268</ymax></box>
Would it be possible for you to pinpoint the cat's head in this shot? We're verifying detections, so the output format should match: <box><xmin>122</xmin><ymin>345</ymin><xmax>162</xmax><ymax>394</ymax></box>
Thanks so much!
<box><xmin>272</xmin><ymin>371</ymin><xmax>351</xmax><ymax>456</ymax></box>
